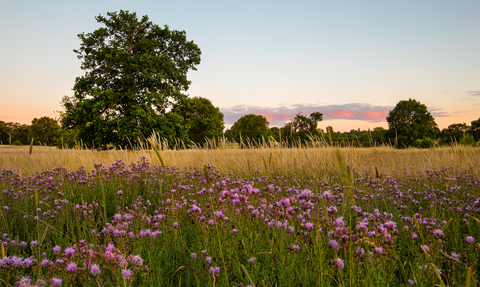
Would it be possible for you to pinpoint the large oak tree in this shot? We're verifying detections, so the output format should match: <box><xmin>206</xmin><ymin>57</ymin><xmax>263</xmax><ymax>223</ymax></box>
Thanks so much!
<box><xmin>386</xmin><ymin>99</ymin><xmax>439</xmax><ymax>148</ymax></box>
<box><xmin>61</xmin><ymin>10</ymin><xmax>201</xmax><ymax>149</ymax></box>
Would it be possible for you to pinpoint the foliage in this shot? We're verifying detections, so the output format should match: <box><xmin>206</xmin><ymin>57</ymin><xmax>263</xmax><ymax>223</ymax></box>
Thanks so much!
<box><xmin>269</xmin><ymin>127</ymin><xmax>280</xmax><ymax>141</ymax></box>
<box><xmin>230</xmin><ymin>114</ymin><xmax>270</xmax><ymax>143</ymax></box>
<box><xmin>280</xmin><ymin>112</ymin><xmax>323</xmax><ymax>145</ymax></box>
<box><xmin>0</xmin><ymin>121</ymin><xmax>9</xmax><ymax>144</ymax></box>
<box><xmin>469</xmin><ymin>118</ymin><xmax>480</xmax><ymax>142</ymax></box>
<box><xmin>439</xmin><ymin>123</ymin><xmax>469</xmax><ymax>146</ymax></box>
<box><xmin>386</xmin><ymin>98</ymin><xmax>439</xmax><ymax>148</ymax></box>
<box><xmin>12</xmin><ymin>140</ymin><xmax>22</xmax><ymax>146</ymax></box>
<box><xmin>28</xmin><ymin>117</ymin><xmax>60</xmax><ymax>146</ymax></box>
<box><xmin>61</xmin><ymin>10</ymin><xmax>201</xmax><ymax>149</ymax></box>
<box><xmin>172</xmin><ymin>97</ymin><xmax>224</xmax><ymax>145</ymax></box>
<box><xmin>459</xmin><ymin>134</ymin><xmax>477</xmax><ymax>146</ymax></box>
<box><xmin>53</xmin><ymin>128</ymin><xmax>79</xmax><ymax>149</ymax></box>
<box><xmin>412</xmin><ymin>137</ymin><xmax>436</xmax><ymax>148</ymax></box>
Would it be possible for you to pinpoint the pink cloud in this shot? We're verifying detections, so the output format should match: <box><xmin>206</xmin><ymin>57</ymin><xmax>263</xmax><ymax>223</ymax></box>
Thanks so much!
<box><xmin>221</xmin><ymin>103</ymin><xmax>394</xmax><ymax>126</ymax></box>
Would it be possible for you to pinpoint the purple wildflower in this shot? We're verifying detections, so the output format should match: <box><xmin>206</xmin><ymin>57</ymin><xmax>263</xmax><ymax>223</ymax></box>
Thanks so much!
<box><xmin>305</xmin><ymin>222</ymin><xmax>314</xmax><ymax>230</ymax></box>
<box><xmin>408</xmin><ymin>279</ymin><xmax>414</xmax><ymax>285</ymax></box>
<box><xmin>16</xmin><ymin>277</ymin><xmax>31</xmax><ymax>287</ymax></box>
<box><xmin>328</xmin><ymin>240</ymin><xmax>339</xmax><ymax>250</ymax></box>
<box><xmin>466</xmin><ymin>236</ymin><xmax>475</xmax><ymax>244</ymax></box>
<box><xmin>384</xmin><ymin>221</ymin><xmax>397</xmax><ymax>229</ymax></box>
<box><xmin>64</xmin><ymin>247</ymin><xmax>75</xmax><ymax>257</ymax></box>
<box><xmin>52</xmin><ymin>245</ymin><xmax>61</xmax><ymax>255</ymax></box>
<box><xmin>206</xmin><ymin>257</ymin><xmax>212</xmax><ymax>264</ymax></box>
<box><xmin>191</xmin><ymin>253</ymin><xmax>197</xmax><ymax>259</ymax></box>
<box><xmin>209</xmin><ymin>266</ymin><xmax>220</xmax><ymax>274</ymax></box>
<box><xmin>30</xmin><ymin>241</ymin><xmax>39</xmax><ymax>248</ymax></box>
<box><xmin>90</xmin><ymin>264</ymin><xmax>101</xmax><ymax>276</ymax></box>
<box><xmin>248</xmin><ymin>257</ymin><xmax>256</xmax><ymax>263</ymax></box>
<box><xmin>66</xmin><ymin>262</ymin><xmax>77</xmax><ymax>273</ymax></box>
<box><xmin>122</xmin><ymin>268</ymin><xmax>133</xmax><ymax>280</ymax></box>
<box><xmin>433</xmin><ymin>229</ymin><xmax>444</xmax><ymax>238</ymax></box>
<box><xmin>374</xmin><ymin>247</ymin><xmax>383</xmax><ymax>255</ymax></box>
<box><xmin>49</xmin><ymin>278</ymin><xmax>62</xmax><ymax>287</ymax></box>
<box><xmin>132</xmin><ymin>255</ymin><xmax>144</xmax><ymax>266</ymax></box>
<box><xmin>335</xmin><ymin>257</ymin><xmax>345</xmax><ymax>269</ymax></box>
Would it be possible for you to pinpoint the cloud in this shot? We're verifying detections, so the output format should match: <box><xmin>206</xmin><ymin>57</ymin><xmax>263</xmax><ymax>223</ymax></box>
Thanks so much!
<box><xmin>221</xmin><ymin>103</ymin><xmax>394</xmax><ymax>126</ymax></box>
<box><xmin>467</xmin><ymin>90</ymin><xmax>480</xmax><ymax>96</ymax></box>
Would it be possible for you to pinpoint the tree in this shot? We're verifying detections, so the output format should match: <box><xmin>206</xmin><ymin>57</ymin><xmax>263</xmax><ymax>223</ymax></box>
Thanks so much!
<box><xmin>371</xmin><ymin>127</ymin><xmax>387</xmax><ymax>145</ymax></box>
<box><xmin>386</xmin><ymin>99</ymin><xmax>439</xmax><ymax>148</ymax></box>
<box><xmin>172</xmin><ymin>97</ymin><xmax>224</xmax><ymax>145</ymax></box>
<box><xmin>230</xmin><ymin>114</ymin><xmax>270</xmax><ymax>143</ymax></box>
<box><xmin>439</xmin><ymin>123</ymin><xmax>469</xmax><ymax>146</ymax></box>
<box><xmin>470</xmin><ymin>118</ymin><xmax>480</xmax><ymax>142</ymax></box>
<box><xmin>61</xmin><ymin>10</ymin><xmax>201</xmax><ymax>149</ymax></box>
<box><xmin>280</xmin><ymin>112</ymin><xmax>323</xmax><ymax>145</ymax></box>
<box><xmin>0</xmin><ymin>121</ymin><xmax>9</xmax><ymax>145</ymax></box>
<box><xmin>29</xmin><ymin>117</ymin><xmax>60</xmax><ymax>146</ymax></box>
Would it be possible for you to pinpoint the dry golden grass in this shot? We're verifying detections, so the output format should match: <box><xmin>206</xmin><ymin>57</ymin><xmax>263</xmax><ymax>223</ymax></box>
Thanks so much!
<box><xmin>1</xmin><ymin>144</ymin><xmax>479</xmax><ymax>178</ymax></box>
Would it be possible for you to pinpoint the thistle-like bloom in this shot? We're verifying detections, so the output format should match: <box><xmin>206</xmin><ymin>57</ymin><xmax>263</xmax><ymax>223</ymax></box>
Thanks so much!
<box><xmin>50</xmin><ymin>278</ymin><xmax>62</xmax><ymax>287</ymax></box>
<box><xmin>52</xmin><ymin>245</ymin><xmax>61</xmax><ymax>255</ymax></box>
<box><xmin>35</xmin><ymin>279</ymin><xmax>46</xmax><ymax>287</ymax></box>
<box><xmin>206</xmin><ymin>257</ymin><xmax>212</xmax><ymax>264</ymax></box>
<box><xmin>335</xmin><ymin>257</ymin><xmax>344</xmax><ymax>269</ymax></box>
<box><xmin>66</xmin><ymin>262</ymin><xmax>77</xmax><ymax>273</ymax></box>
<box><xmin>209</xmin><ymin>266</ymin><xmax>220</xmax><ymax>274</ymax></box>
<box><xmin>433</xmin><ymin>229</ymin><xmax>444</xmax><ymax>238</ymax></box>
<box><xmin>30</xmin><ymin>241</ymin><xmax>39</xmax><ymax>248</ymax></box>
<box><xmin>132</xmin><ymin>255</ymin><xmax>144</xmax><ymax>266</ymax></box>
<box><xmin>90</xmin><ymin>264</ymin><xmax>101</xmax><ymax>276</ymax></box>
<box><xmin>16</xmin><ymin>277</ymin><xmax>31</xmax><ymax>287</ymax></box>
<box><xmin>292</xmin><ymin>245</ymin><xmax>300</xmax><ymax>252</ymax></box>
<box><xmin>466</xmin><ymin>236</ymin><xmax>475</xmax><ymax>244</ymax></box>
<box><xmin>374</xmin><ymin>247</ymin><xmax>383</xmax><ymax>255</ymax></box>
<box><xmin>191</xmin><ymin>253</ymin><xmax>197</xmax><ymax>259</ymax></box>
<box><xmin>122</xmin><ymin>268</ymin><xmax>133</xmax><ymax>280</ymax></box>
<box><xmin>408</xmin><ymin>279</ymin><xmax>414</xmax><ymax>285</ymax></box>
<box><xmin>64</xmin><ymin>247</ymin><xmax>75</xmax><ymax>257</ymax></box>
<box><xmin>384</xmin><ymin>221</ymin><xmax>397</xmax><ymax>230</ymax></box>
<box><xmin>305</xmin><ymin>222</ymin><xmax>314</xmax><ymax>230</ymax></box>
<box><xmin>328</xmin><ymin>240</ymin><xmax>339</xmax><ymax>250</ymax></box>
<box><xmin>248</xmin><ymin>257</ymin><xmax>256</xmax><ymax>263</ymax></box>
<box><xmin>450</xmin><ymin>252</ymin><xmax>461</xmax><ymax>260</ymax></box>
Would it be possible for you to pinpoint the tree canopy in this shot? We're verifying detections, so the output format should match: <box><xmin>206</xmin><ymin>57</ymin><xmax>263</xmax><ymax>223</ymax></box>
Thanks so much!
<box><xmin>386</xmin><ymin>99</ymin><xmax>439</xmax><ymax>148</ymax></box>
<box><xmin>439</xmin><ymin>123</ymin><xmax>469</xmax><ymax>146</ymax></box>
<box><xmin>29</xmin><ymin>117</ymin><xmax>60</xmax><ymax>146</ymax></box>
<box><xmin>61</xmin><ymin>10</ymin><xmax>201</xmax><ymax>149</ymax></box>
<box><xmin>470</xmin><ymin>118</ymin><xmax>480</xmax><ymax>142</ymax></box>
<box><xmin>230</xmin><ymin>114</ymin><xmax>270</xmax><ymax>143</ymax></box>
<box><xmin>172</xmin><ymin>97</ymin><xmax>224</xmax><ymax>145</ymax></box>
<box><xmin>281</xmin><ymin>112</ymin><xmax>323</xmax><ymax>144</ymax></box>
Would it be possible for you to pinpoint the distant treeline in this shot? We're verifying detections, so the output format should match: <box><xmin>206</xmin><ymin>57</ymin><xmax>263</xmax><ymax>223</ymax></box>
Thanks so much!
<box><xmin>2</xmin><ymin>114</ymin><xmax>479</xmax><ymax>149</ymax></box>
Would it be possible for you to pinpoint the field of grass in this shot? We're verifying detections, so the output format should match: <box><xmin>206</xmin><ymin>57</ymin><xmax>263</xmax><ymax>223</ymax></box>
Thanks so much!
<box><xmin>0</xmin><ymin>145</ymin><xmax>479</xmax><ymax>286</ymax></box>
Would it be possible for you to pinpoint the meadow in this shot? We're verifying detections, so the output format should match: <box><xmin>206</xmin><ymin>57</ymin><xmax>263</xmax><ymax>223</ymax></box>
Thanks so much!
<box><xmin>0</xmin><ymin>144</ymin><xmax>479</xmax><ymax>286</ymax></box>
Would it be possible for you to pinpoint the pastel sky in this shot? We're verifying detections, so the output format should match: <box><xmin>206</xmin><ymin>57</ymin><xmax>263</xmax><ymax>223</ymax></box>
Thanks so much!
<box><xmin>1</xmin><ymin>0</ymin><xmax>479</xmax><ymax>132</ymax></box>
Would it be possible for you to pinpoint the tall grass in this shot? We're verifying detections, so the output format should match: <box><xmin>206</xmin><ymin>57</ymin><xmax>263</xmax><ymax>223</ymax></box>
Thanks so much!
<box><xmin>1</xmin><ymin>144</ymin><xmax>479</xmax><ymax>179</ymax></box>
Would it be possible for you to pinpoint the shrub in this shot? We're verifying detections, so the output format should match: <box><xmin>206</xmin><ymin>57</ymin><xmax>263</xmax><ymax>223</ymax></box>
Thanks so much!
<box><xmin>12</xmin><ymin>140</ymin><xmax>22</xmax><ymax>146</ymax></box>
<box><xmin>412</xmin><ymin>138</ymin><xmax>435</xmax><ymax>148</ymax></box>
<box><xmin>459</xmin><ymin>134</ymin><xmax>477</xmax><ymax>146</ymax></box>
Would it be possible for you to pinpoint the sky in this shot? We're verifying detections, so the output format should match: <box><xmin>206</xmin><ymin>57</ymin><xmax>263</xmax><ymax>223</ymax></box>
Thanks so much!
<box><xmin>1</xmin><ymin>0</ymin><xmax>479</xmax><ymax>132</ymax></box>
